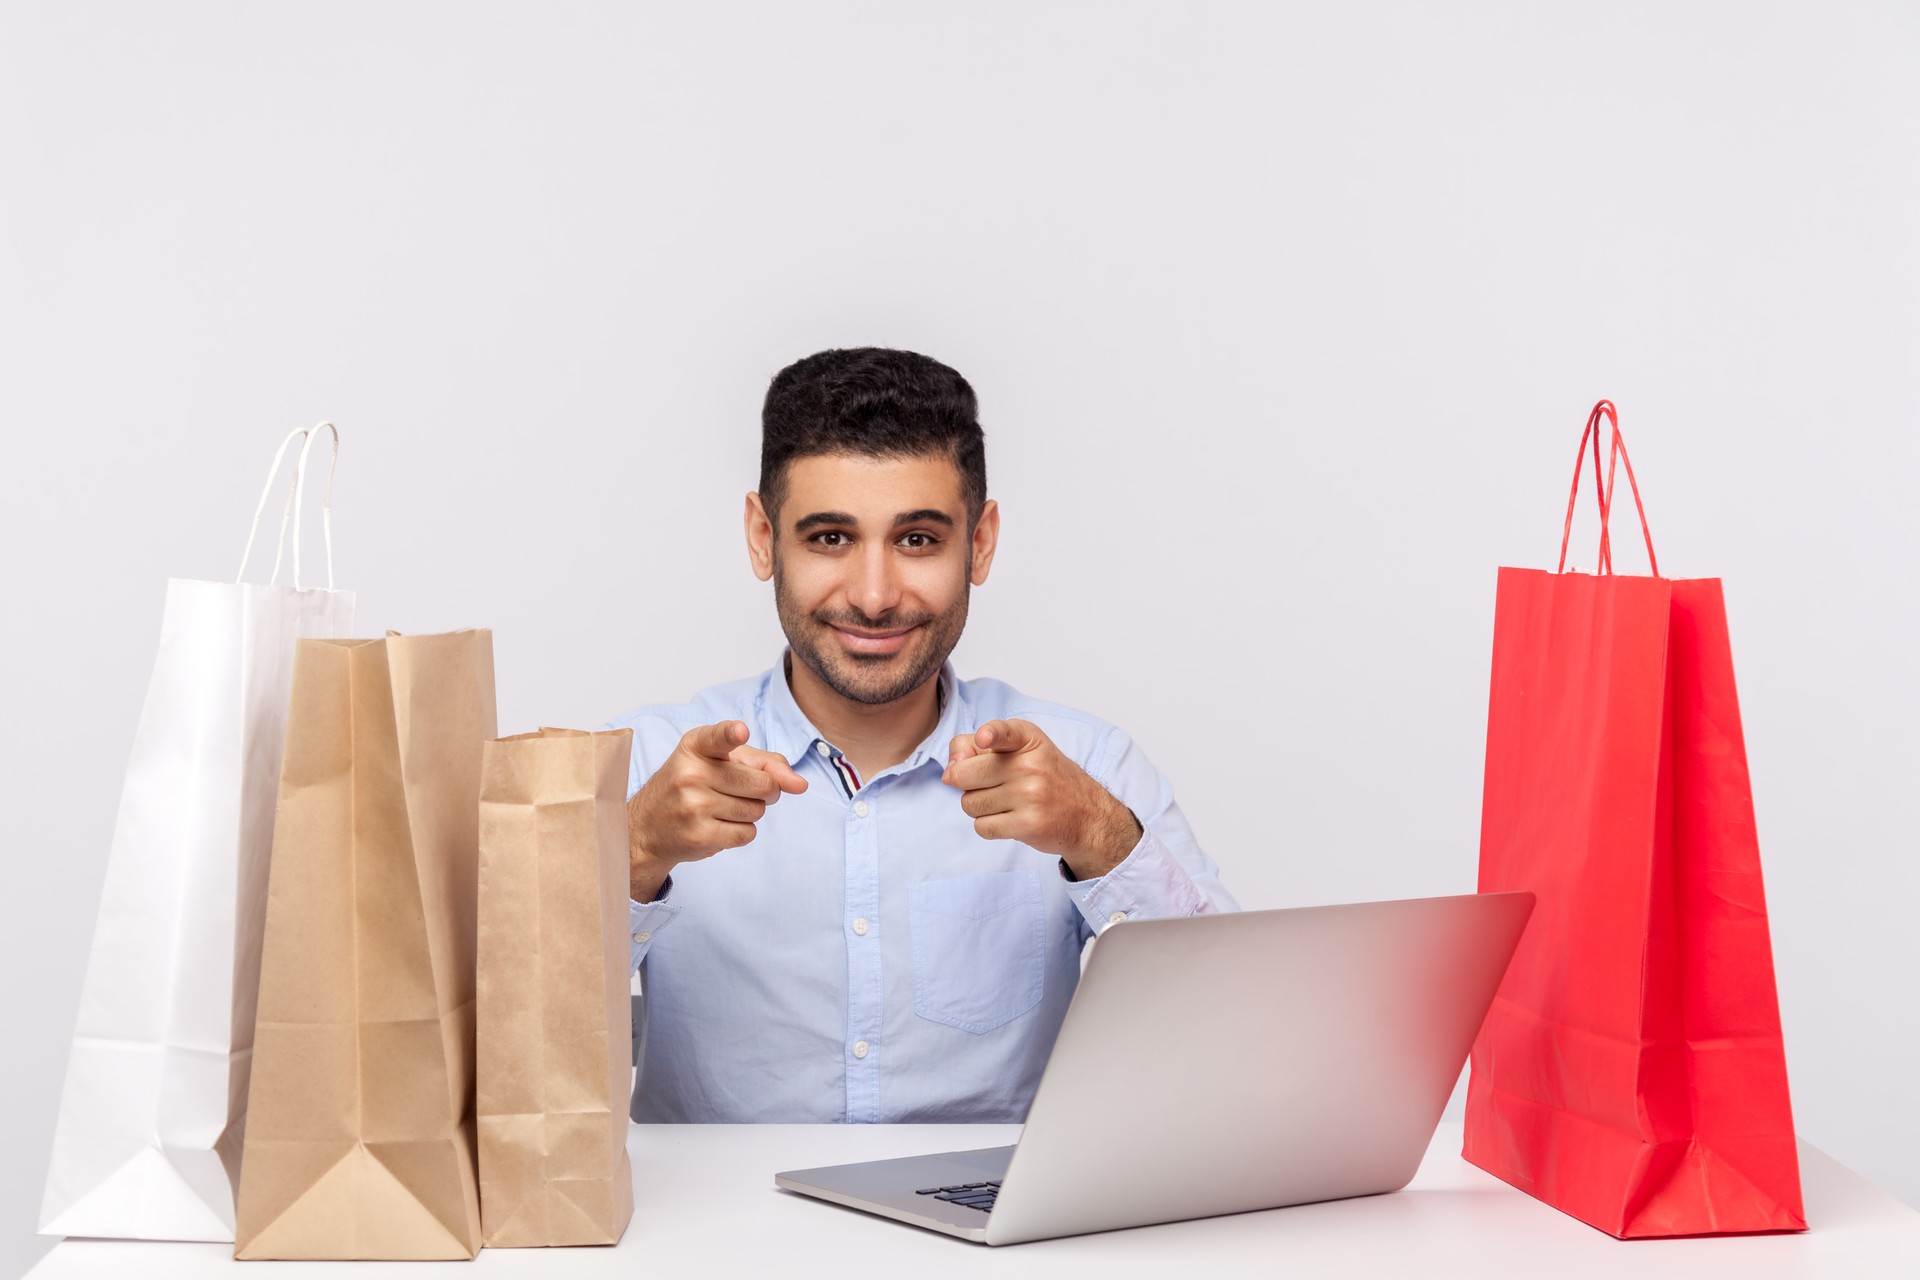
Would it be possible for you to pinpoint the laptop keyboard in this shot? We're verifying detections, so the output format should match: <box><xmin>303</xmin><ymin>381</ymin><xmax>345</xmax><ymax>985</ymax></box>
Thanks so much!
<box><xmin>915</xmin><ymin>1180</ymin><xmax>1001</xmax><ymax>1213</ymax></box>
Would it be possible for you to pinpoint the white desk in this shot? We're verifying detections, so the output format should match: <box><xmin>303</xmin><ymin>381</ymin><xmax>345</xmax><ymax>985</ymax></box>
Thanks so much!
<box><xmin>27</xmin><ymin>1123</ymin><xmax>1920</xmax><ymax>1277</ymax></box>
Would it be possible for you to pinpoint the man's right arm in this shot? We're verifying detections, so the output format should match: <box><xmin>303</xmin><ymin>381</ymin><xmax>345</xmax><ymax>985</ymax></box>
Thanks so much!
<box><xmin>621</xmin><ymin>719</ymin><xmax>807</xmax><ymax>970</ymax></box>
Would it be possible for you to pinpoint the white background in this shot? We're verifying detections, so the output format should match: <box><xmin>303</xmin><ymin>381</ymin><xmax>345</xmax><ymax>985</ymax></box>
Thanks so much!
<box><xmin>3</xmin><ymin>3</ymin><xmax>1915</xmax><ymax>1274</ymax></box>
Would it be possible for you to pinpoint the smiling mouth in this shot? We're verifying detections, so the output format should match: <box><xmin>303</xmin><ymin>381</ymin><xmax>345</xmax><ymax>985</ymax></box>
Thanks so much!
<box><xmin>831</xmin><ymin>624</ymin><xmax>918</xmax><ymax>655</ymax></box>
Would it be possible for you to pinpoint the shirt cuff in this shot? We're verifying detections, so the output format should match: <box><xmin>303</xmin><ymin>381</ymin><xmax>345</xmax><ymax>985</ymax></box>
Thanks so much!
<box><xmin>628</xmin><ymin>876</ymin><xmax>682</xmax><ymax>971</ymax></box>
<box><xmin>1060</xmin><ymin>826</ymin><xmax>1212</xmax><ymax>933</ymax></box>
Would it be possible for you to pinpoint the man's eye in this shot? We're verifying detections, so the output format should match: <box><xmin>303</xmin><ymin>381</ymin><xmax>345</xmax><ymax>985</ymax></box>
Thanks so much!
<box><xmin>898</xmin><ymin>532</ymin><xmax>938</xmax><ymax>550</ymax></box>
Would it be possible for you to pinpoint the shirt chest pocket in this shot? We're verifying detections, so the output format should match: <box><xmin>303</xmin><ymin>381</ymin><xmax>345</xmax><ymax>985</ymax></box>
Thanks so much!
<box><xmin>908</xmin><ymin>869</ymin><xmax>1047</xmax><ymax>1034</ymax></box>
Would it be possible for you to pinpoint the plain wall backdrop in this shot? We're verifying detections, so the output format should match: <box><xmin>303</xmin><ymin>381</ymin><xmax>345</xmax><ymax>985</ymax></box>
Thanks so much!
<box><xmin>3</xmin><ymin>2</ymin><xmax>1915</xmax><ymax>1273</ymax></box>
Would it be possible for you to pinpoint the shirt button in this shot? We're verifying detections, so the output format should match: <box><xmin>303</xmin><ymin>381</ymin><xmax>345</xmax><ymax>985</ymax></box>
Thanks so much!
<box><xmin>853</xmin><ymin>1040</ymin><xmax>870</xmax><ymax>1059</ymax></box>
<box><xmin>632</xmin><ymin>930</ymin><xmax>651</xmax><ymax>944</ymax></box>
<box><xmin>815</xmin><ymin>741</ymin><xmax>832</xmax><ymax>757</ymax></box>
<box><xmin>1107</xmin><ymin>911</ymin><xmax>1128</xmax><ymax>926</ymax></box>
<box><xmin>854</xmin><ymin>799</ymin><xmax>870</xmax><ymax>818</ymax></box>
<box><xmin>852</xmin><ymin>917</ymin><xmax>869</xmax><ymax>936</ymax></box>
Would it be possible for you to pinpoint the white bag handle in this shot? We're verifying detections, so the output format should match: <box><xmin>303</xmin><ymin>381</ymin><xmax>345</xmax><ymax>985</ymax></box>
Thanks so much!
<box><xmin>234</xmin><ymin>422</ymin><xmax>341</xmax><ymax>589</ymax></box>
<box><xmin>292</xmin><ymin>422</ymin><xmax>340</xmax><ymax>591</ymax></box>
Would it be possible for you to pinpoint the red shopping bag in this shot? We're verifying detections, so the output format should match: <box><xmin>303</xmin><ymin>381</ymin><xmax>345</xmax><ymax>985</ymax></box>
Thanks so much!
<box><xmin>1462</xmin><ymin>402</ymin><xmax>1805</xmax><ymax>1238</ymax></box>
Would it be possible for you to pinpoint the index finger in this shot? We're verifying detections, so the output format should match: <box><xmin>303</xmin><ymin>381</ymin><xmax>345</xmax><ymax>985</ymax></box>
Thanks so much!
<box><xmin>683</xmin><ymin>720</ymin><xmax>749</xmax><ymax>762</ymax></box>
<box><xmin>975</xmin><ymin>718</ymin><xmax>1041</xmax><ymax>753</ymax></box>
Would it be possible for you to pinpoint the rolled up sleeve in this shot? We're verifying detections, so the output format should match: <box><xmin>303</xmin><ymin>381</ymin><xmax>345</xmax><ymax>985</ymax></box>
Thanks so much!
<box><xmin>1062</xmin><ymin>723</ymin><xmax>1239</xmax><ymax>935</ymax></box>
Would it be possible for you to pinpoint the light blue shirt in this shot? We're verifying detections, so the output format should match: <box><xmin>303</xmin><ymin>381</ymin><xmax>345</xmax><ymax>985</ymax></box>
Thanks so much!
<box><xmin>608</xmin><ymin>656</ymin><xmax>1238</xmax><ymax>1123</ymax></box>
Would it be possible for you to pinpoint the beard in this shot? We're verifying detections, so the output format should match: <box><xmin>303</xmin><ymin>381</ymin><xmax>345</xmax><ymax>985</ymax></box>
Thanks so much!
<box><xmin>774</xmin><ymin>556</ymin><xmax>970</xmax><ymax>707</ymax></box>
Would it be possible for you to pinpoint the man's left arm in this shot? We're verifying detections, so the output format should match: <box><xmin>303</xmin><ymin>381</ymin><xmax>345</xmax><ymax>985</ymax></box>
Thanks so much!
<box><xmin>943</xmin><ymin>718</ymin><xmax>1239</xmax><ymax>933</ymax></box>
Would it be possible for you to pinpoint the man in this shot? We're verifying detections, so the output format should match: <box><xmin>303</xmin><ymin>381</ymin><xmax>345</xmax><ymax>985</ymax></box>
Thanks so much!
<box><xmin>610</xmin><ymin>347</ymin><xmax>1236</xmax><ymax>1124</ymax></box>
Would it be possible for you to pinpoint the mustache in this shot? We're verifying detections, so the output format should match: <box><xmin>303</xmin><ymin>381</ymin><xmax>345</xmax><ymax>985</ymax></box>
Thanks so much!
<box><xmin>812</xmin><ymin>607</ymin><xmax>935</xmax><ymax>633</ymax></box>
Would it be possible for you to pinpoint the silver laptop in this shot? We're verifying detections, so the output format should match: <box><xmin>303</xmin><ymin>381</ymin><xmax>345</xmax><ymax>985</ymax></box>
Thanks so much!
<box><xmin>775</xmin><ymin>891</ymin><xmax>1533</xmax><ymax>1245</ymax></box>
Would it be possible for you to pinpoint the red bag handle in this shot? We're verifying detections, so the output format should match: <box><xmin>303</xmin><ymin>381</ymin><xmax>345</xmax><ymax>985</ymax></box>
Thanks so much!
<box><xmin>1556</xmin><ymin>400</ymin><xmax>1659</xmax><ymax>577</ymax></box>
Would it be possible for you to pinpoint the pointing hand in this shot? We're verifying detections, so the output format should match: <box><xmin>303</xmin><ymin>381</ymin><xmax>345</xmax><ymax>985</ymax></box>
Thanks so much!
<box><xmin>941</xmin><ymin>718</ymin><xmax>1141</xmax><ymax>879</ymax></box>
<box><xmin>627</xmin><ymin>720</ymin><xmax>807</xmax><ymax>899</ymax></box>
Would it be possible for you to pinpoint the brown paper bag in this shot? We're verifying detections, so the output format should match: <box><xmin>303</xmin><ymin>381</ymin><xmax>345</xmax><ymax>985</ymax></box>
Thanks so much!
<box><xmin>233</xmin><ymin>629</ymin><xmax>496</xmax><ymax>1260</ymax></box>
<box><xmin>476</xmin><ymin>727</ymin><xmax>636</xmax><ymax>1247</ymax></box>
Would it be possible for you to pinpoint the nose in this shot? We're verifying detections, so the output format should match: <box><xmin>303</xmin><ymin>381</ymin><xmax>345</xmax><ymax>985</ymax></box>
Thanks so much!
<box><xmin>848</xmin><ymin>541</ymin><xmax>903</xmax><ymax>622</ymax></box>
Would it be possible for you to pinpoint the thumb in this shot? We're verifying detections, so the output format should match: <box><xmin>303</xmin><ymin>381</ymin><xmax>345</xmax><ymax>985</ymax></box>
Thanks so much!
<box><xmin>733</xmin><ymin>744</ymin><xmax>809</xmax><ymax>795</ymax></box>
<box><xmin>684</xmin><ymin>720</ymin><xmax>749</xmax><ymax>762</ymax></box>
<box><xmin>976</xmin><ymin>718</ymin><xmax>1039</xmax><ymax>753</ymax></box>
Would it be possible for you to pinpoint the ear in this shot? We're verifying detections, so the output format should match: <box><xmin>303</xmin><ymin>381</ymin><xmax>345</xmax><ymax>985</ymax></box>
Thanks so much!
<box><xmin>745</xmin><ymin>492</ymin><xmax>775</xmax><ymax>582</ymax></box>
<box><xmin>968</xmin><ymin>498</ymin><xmax>1001</xmax><ymax>587</ymax></box>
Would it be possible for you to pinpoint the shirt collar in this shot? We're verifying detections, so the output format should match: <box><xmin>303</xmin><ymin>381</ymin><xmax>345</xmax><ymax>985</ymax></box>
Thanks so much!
<box><xmin>760</xmin><ymin>649</ymin><xmax>963</xmax><ymax>775</ymax></box>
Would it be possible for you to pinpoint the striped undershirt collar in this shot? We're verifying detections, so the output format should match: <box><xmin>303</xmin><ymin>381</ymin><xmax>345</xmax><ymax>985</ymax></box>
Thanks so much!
<box><xmin>816</xmin><ymin>677</ymin><xmax>947</xmax><ymax>799</ymax></box>
<box><xmin>827</xmin><ymin>752</ymin><xmax>862</xmax><ymax>797</ymax></box>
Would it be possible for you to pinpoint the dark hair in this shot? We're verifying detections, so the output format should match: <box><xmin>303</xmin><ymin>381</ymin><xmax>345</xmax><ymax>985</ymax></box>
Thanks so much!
<box><xmin>759</xmin><ymin>347</ymin><xmax>987</xmax><ymax>525</ymax></box>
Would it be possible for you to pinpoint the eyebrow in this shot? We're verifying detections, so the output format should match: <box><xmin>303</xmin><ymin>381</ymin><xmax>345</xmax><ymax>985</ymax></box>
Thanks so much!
<box><xmin>792</xmin><ymin>508</ymin><xmax>957</xmax><ymax>534</ymax></box>
<box><xmin>892</xmin><ymin>508</ymin><xmax>956</xmax><ymax>529</ymax></box>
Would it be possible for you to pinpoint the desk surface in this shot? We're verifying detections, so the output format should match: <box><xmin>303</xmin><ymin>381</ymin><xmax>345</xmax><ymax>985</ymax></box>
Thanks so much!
<box><xmin>27</xmin><ymin>1122</ymin><xmax>1920</xmax><ymax>1277</ymax></box>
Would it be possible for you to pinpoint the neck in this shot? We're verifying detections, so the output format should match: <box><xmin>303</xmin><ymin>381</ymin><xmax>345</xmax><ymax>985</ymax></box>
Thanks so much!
<box><xmin>785</xmin><ymin>653</ymin><xmax>943</xmax><ymax>780</ymax></box>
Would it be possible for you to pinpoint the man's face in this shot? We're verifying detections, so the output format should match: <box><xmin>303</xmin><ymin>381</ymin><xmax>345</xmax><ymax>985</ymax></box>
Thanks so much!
<box><xmin>749</xmin><ymin>451</ymin><xmax>998</xmax><ymax>707</ymax></box>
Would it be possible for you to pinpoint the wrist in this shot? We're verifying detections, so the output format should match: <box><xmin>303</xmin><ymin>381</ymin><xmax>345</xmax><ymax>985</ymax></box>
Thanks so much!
<box><xmin>630</xmin><ymin>867</ymin><xmax>670</xmax><ymax>904</ymax></box>
<box><xmin>1062</xmin><ymin>799</ymin><xmax>1141</xmax><ymax>881</ymax></box>
<box><xmin>629</xmin><ymin>839</ymin><xmax>674</xmax><ymax>904</ymax></box>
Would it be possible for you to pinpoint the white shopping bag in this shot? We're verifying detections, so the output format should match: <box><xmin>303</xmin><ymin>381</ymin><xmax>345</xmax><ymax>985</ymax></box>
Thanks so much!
<box><xmin>39</xmin><ymin>426</ymin><xmax>357</xmax><ymax>1242</ymax></box>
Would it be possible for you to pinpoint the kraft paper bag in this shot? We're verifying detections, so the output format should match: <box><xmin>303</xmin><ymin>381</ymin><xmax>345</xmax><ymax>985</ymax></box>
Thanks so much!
<box><xmin>41</xmin><ymin>426</ymin><xmax>354</xmax><ymax>1242</ymax></box>
<box><xmin>233</xmin><ymin>628</ymin><xmax>497</xmax><ymax>1260</ymax></box>
<box><xmin>476</xmin><ymin>727</ymin><xmax>636</xmax><ymax>1247</ymax></box>
<box><xmin>1463</xmin><ymin>403</ymin><xmax>1804</xmax><ymax>1237</ymax></box>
